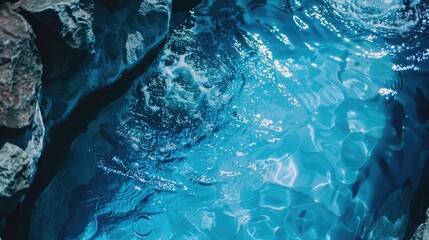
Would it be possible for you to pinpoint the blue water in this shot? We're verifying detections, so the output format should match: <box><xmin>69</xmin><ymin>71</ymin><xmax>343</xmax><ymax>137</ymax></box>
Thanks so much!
<box><xmin>30</xmin><ymin>0</ymin><xmax>429</xmax><ymax>239</ymax></box>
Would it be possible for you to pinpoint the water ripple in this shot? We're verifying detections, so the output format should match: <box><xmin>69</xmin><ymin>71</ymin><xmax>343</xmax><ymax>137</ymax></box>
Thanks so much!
<box><xmin>29</xmin><ymin>0</ymin><xmax>429</xmax><ymax>239</ymax></box>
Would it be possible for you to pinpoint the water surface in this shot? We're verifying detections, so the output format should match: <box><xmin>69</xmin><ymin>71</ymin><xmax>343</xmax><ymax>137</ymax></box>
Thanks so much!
<box><xmin>30</xmin><ymin>0</ymin><xmax>429</xmax><ymax>239</ymax></box>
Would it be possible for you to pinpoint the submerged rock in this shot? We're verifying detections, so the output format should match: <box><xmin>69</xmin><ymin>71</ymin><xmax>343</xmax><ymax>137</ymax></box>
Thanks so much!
<box><xmin>16</xmin><ymin>0</ymin><xmax>95</xmax><ymax>51</ymax></box>
<box><xmin>35</xmin><ymin>0</ymin><xmax>172</xmax><ymax>131</ymax></box>
<box><xmin>0</xmin><ymin>3</ymin><xmax>42</xmax><ymax>129</ymax></box>
<box><xmin>0</xmin><ymin>0</ymin><xmax>173</xmax><ymax>235</ymax></box>
<box><xmin>0</xmin><ymin>2</ymin><xmax>44</xmax><ymax>225</ymax></box>
<box><xmin>0</xmin><ymin>103</ymin><xmax>44</xmax><ymax>218</ymax></box>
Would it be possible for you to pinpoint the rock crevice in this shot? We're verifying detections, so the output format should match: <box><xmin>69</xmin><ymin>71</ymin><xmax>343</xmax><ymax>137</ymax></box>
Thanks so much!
<box><xmin>0</xmin><ymin>0</ymin><xmax>176</xmax><ymax>232</ymax></box>
<box><xmin>0</xmin><ymin>3</ymin><xmax>44</xmax><ymax>223</ymax></box>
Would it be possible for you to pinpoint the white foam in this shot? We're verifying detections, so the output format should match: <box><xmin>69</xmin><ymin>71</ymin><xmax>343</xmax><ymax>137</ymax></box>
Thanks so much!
<box><xmin>325</xmin><ymin>0</ymin><xmax>423</xmax><ymax>36</ymax></box>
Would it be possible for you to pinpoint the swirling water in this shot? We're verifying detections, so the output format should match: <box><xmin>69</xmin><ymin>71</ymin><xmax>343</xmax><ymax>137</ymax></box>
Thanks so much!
<box><xmin>30</xmin><ymin>0</ymin><xmax>429</xmax><ymax>239</ymax></box>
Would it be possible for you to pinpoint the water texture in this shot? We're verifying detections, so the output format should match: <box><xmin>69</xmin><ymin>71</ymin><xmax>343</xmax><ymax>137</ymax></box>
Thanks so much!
<box><xmin>30</xmin><ymin>0</ymin><xmax>429</xmax><ymax>239</ymax></box>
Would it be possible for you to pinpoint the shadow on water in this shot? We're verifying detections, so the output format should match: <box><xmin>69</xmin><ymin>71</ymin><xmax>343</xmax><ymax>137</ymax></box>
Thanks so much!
<box><xmin>356</xmin><ymin>48</ymin><xmax>429</xmax><ymax>239</ymax></box>
<box><xmin>2</xmin><ymin>2</ymin><xmax>204</xmax><ymax>239</ymax></box>
<box><xmin>3</xmin><ymin>0</ymin><xmax>429</xmax><ymax>239</ymax></box>
<box><xmin>1</xmin><ymin>39</ymin><xmax>165</xmax><ymax>240</ymax></box>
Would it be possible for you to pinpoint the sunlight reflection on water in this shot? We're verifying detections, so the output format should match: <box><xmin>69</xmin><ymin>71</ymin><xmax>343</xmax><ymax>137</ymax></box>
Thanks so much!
<box><xmin>29</xmin><ymin>0</ymin><xmax>429</xmax><ymax>239</ymax></box>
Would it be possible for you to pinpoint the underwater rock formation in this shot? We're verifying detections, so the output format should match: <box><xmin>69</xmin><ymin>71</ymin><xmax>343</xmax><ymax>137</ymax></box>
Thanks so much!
<box><xmin>0</xmin><ymin>104</ymin><xmax>44</xmax><ymax>219</ymax></box>
<box><xmin>1</xmin><ymin>0</ymin><xmax>428</xmax><ymax>239</ymax></box>
<box><xmin>30</xmin><ymin>0</ymin><xmax>172</xmax><ymax>132</ymax></box>
<box><xmin>0</xmin><ymin>3</ymin><xmax>41</xmax><ymax>128</ymax></box>
<box><xmin>0</xmin><ymin>3</ymin><xmax>44</xmax><ymax>220</ymax></box>
<box><xmin>0</xmin><ymin>0</ymin><xmax>173</xmax><ymax>229</ymax></box>
<box><xmin>16</xmin><ymin>0</ymin><xmax>95</xmax><ymax>51</ymax></box>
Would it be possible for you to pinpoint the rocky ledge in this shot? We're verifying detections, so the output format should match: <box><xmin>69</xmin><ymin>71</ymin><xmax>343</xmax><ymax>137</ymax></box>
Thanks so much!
<box><xmin>0</xmin><ymin>3</ymin><xmax>43</xmax><ymax>224</ymax></box>
<box><xmin>0</xmin><ymin>0</ymin><xmax>174</xmax><ymax>228</ymax></box>
<box><xmin>13</xmin><ymin>0</ymin><xmax>172</xmax><ymax>133</ymax></box>
<box><xmin>0</xmin><ymin>0</ymin><xmax>204</xmax><ymax>236</ymax></box>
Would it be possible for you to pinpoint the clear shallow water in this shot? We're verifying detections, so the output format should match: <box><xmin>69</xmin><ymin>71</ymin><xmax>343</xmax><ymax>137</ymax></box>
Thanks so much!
<box><xmin>30</xmin><ymin>0</ymin><xmax>429</xmax><ymax>239</ymax></box>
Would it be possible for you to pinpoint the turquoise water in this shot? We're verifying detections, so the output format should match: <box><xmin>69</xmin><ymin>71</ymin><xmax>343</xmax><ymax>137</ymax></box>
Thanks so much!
<box><xmin>30</xmin><ymin>0</ymin><xmax>429</xmax><ymax>239</ymax></box>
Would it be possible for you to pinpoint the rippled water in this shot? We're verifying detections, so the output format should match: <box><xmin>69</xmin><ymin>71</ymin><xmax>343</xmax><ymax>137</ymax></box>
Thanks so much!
<box><xmin>30</xmin><ymin>0</ymin><xmax>429</xmax><ymax>239</ymax></box>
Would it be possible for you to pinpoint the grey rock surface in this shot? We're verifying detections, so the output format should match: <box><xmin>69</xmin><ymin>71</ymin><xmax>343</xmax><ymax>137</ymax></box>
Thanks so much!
<box><xmin>0</xmin><ymin>103</ymin><xmax>44</xmax><ymax>218</ymax></box>
<box><xmin>0</xmin><ymin>0</ymin><xmax>171</xmax><ymax>231</ymax></box>
<box><xmin>0</xmin><ymin>3</ymin><xmax>42</xmax><ymax>129</ymax></box>
<box><xmin>16</xmin><ymin>0</ymin><xmax>95</xmax><ymax>51</ymax></box>
<box><xmin>0</xmin><ymin>0</ymin><xmax>172</xmax><ymax>221</ymax></box>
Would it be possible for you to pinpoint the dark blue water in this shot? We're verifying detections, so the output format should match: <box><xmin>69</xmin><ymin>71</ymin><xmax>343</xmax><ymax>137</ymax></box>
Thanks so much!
<box><xmin>30</xmin><ymin>0</ymin><xmax>429</xmax><ymax>239</ymax></box>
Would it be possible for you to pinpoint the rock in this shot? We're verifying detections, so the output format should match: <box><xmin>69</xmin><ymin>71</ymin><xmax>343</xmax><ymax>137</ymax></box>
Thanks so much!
<box><xmin>122</xmin><ymin>0</ymin><xmax>171</xmax><ymax>65</ymax></box>
<box><xmin>412</xmin><ymin>209</ymin><xmax>429</xmax><ymax>240</ymax></box>
<box><xmin>91</xmin><ymin>0</ymin><xmax>171</xmax><ymax>78</ymax></box>
<box><xmin>0</xmin><ymin>103</ymin><xmax>44</xmax><ymax>218</ymax></box>
<box><xmin>38</xmin><ymin>0</ymin><xmax>172</xmax><ymax>131</ymax></box>
<box><xmin>0</xmin><ymin>0</ymin><xmax>171</xmax><ymax>234</ymax></box>
<box><xmin>0</xmin><ymin>1</ymin><xmax>44</xmax><ymax>223</ymax></box>
<box><xmin>0</xmin><ymin>3</ymin><xmax>42</xmax><ymax>129</ymax></box>
<box><xmin>15</xmin><ymin>0</ymin><xmax>95</xmax><ymax>51</ymax></box>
